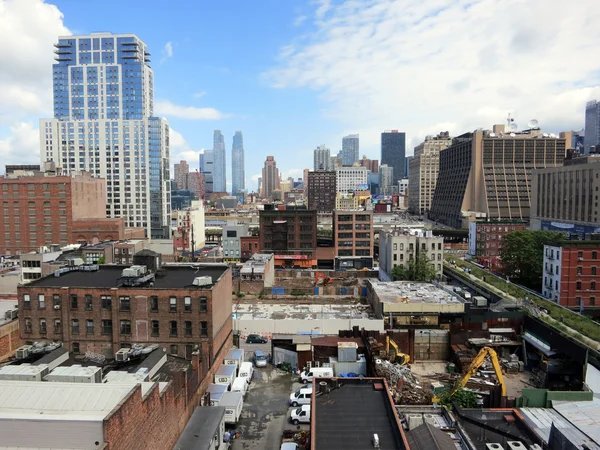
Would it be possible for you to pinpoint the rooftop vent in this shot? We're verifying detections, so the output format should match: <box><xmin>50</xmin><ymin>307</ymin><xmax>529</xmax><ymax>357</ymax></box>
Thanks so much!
<box><xmin>192</xmin><ymin>276</ymin><xmax>212</xmax><ymax>287</ymax></box>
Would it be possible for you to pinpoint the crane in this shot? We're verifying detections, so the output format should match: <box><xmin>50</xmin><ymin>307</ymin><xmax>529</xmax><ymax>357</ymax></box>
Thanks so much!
<box><xmin>433</xmin><ymin>346</ymin><xmax>505</xmax><ymax>403</ymax></box>
<box><xmin>385</xmin><ymin>336</ymin><xmax>410</xmax><ymax>365</ymax></box>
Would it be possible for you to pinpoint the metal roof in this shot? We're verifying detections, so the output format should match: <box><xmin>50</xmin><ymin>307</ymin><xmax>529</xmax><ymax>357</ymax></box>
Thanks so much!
<box><xmin>553</xmin><ymin>399</ymin><xmax>600</xmax><ymax>447</ymax></box>
<box><xmin>173</xmin><ymin>407</ymin><xmax>226</xmax><ymax>450</ymax></box>
<box><xmin>0</xmin><ymin>380</ymin><xmax>135</xmax><ymax>421</ymax></box>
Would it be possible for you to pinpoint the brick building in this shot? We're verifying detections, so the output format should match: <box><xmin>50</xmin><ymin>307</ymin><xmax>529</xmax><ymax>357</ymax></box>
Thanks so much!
<box><xmin>468</xmin><ymin>221</ymin><xmax>528</xmax><ymax>272</ymax></box>
<box><xmin>542</xmin><ymin>241</ymin><xmax>600</xmax><ymax>311</ymax></box>
<box><xmin>332</xmin><ymin>210</ymin><xmax>373</xmax><ymax>269</ymax></box>
<box><xmin>0</xmin><ymin>299</ymin><xmax>19</xmax><ymax>361</ymax></box>
<box><xmin>0</xmin><ymin>171</ymin><xmax>138</xmax><ymax>255</ymax></box>
<box><xmin>259</xmin><ymin>205</ymin><xmax>317</xmax><ymax>262</ymax></box>
<box><xmin>17</xmin><ymin>259</ymin><xmax>232</xmax><ymax>362</ymax></box>
<box><xmin>307</xmin><ymin>171</ymin><xmax>336</xmax><ymax>213</ymax></box>
<box><xmin>240</xmin><ymin>235</ymin><xmax>260</xmax><ymax>261</ymax></box>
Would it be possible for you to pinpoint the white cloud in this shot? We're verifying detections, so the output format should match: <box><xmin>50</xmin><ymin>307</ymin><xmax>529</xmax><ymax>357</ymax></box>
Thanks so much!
<box><xmin>155</xmin><ymin>100</ymin><xmax>229</xmax><ymax>120</ymax></box>
<box><xmin>266</xmin><ymin>0</ymin><xmax>600</xmax><ymax>153</ymax></box>
<box><xmin>161</xmin><ymin>41</ymin><xmax>173</xmax><ymax>63</ymax></box>
<box><xmin>0</xmin><ymin>122</ymin><xmax>40</xmax><ymax>166</ymax></box>
<box><xmin>193</xmin><ymin>91</ymin><xmax>206</xmax><ymax>98</ymax></box>
<box><xmin>293</xmin><ymin>15</ymin><xmax>307</xmax><ymax>27</ymax></box>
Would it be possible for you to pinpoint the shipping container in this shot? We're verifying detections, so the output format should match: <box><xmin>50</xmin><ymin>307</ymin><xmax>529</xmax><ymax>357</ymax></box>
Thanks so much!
<box><xmin>214</xmin><ymin>364</ymin><xmax>236</xmax><ymax>389</ymax></box>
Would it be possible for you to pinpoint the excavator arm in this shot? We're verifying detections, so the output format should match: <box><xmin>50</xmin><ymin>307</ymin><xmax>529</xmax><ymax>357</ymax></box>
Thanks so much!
<box><xmin>385</xmin><ymin>336</ymin><xmax>410</xmax><ymax>365</ymax></box>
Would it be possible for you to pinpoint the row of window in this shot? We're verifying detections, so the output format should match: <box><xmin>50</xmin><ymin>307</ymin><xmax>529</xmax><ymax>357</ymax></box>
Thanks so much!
<box><xmin>22</xmin><ymin>294</ymin><xmax>208</xmax><ymax>313</ymax></box>
<box><xmin>24</xmin><ymin>318</ymin><xmax>209</xmax><ymax>337</ymax></box>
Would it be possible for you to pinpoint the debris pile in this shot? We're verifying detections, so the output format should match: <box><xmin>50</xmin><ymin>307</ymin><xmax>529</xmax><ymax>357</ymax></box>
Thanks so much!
<box><xmin>374</xmin><ymin>359</ymin><xmax>431</xmax><ymax>404</ymax></box>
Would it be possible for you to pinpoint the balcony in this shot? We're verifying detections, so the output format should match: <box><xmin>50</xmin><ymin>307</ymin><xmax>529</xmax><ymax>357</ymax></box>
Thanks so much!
<box><xmin>54</xmin><ymin>42</ymin><xmax>72</xmax><ymax>48</ymax></box>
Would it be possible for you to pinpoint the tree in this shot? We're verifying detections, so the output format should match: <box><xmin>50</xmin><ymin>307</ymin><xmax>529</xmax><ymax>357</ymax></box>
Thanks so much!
<box><xmin>499</xmin><ymin>230</ymin><xmax>564</xmax><ymax>291</ymax></box>
<box><xmin>391</xmin><ymin>253</ymin><xmax>438</xmax><ymax>282</ymax></box>
<box><xmin>97</xmin><ymin>255</ymin><xmax>105</xmax><ymax>264</ymax></box>
<box><xmin>437</xmin><ymin>387</ymin><xmax>478</xmax><ymax>408</ymax></box>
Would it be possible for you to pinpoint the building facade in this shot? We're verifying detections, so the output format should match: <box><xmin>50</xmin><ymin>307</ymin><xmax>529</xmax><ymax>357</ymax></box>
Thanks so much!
<box><xmin>408</xmin><ymin>132</ymin><xmax>452</xmax><ymax>215</ymax></box>
<box><xmin>307</xmin><ymin>171</ymin><xmax>336</xmax><ymax>213</ymax></box>
<box><xmin>174</xmin><ymin>160</ymin><xmax>189</xmax><ymax>191</ymax></box>
<box><xmin>342</xmin><ymin>134</ymin><xmax>359</xmax><ymax>166</ymax></box>
<box><xmin>531</xmin><ymin>155</ymin><xmax>600</xmax><ymax>237</ymax></box>
<box><xmin>199</xmin><ymin>149</ymin><xmax>214</xmax><ymax>194</ymax></box>
<box><xmin>335</xmin><ymin>166</ymin><xmax>368</xmax><ymax>194</ymax></box>
<box><xmin>359</xmin><ymin>156</ymin><xmax>379</xmax><ymax>174</ymax></box>
<box><xmin>261</xmin><ymin>156</ymin><xmax>280</xmax><ymax>199</ymax></box>
<box><xmin>379</xmin><ymin>230</ymin><xmax>444</xmax><ymax>280</ymax></box>
<box><xmin>222</xmin><ymin>223</ymin><xmax>249</xmax><ymax>262</ymax></box>
<box><xmin>381</xmin><ymin>131</ymin><xmax>406</xmax><ymax>185</ymax></box>
<box><xmin>467</xmin><ymin>221</ymin><xmax>527</xmax><ymax>272</ymax></box>
<box><xmin>430</xmin><ymin>127</ymin><xmax>566</xmax><ymax>229</ymax></box>
<box><xmin>542</xmin><ymin>242</ymin><xmax>600</xmax><ymax>311</ymax></box>
<box><xmin>313</xmin><ymin>145</ymin><xmax>332</xmax><ymax>171</ymax></box>
<box><xmin>259</xmin><ymin>205</ymin><xmax>317</xmax><ymax>260</ymax></box>
<box><xmin>585</xmin><ymin>100</ymin><xmax>600</xmax><ymax>154</ymax></box>
<box><xmin>173</xmin><ymin>200</ymin><xmax>206</xmax><ymax>255</ymax></box>
<box><xmin>212</xmin><ymin>130</ymin><xmax>226</xmax><ymax>193</ymax></box>
<box><xmin>240</xmin><ymin>235</ymin><xmax>260</xmax><ymax>261</ymax></box>
<box><xmin>333</xmin><ymin>210</ymin><xmax>373</xmax><ymax>267</ymax></box>
<box><xmin>231</xmin><ymin>131</ymin><xmax>245</xmax><ymax>201</ymax></box>
<box><xmin>379</xmin><ymin>164</ymin><xmax>394</xmax><ymax>195</ymax></box>
<box><xmin>40</xmin><ymin>33</ymin><xmax>171</xmax><ymax>239</ymax></box>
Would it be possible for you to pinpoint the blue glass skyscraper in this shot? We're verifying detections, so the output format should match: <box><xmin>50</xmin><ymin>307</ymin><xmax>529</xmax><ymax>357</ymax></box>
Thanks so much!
<box><xmin>212</xmin><ymin>130</ymin><xmax>226</xmax><ymax>193</ymax></box>
<box><xmin>231</xmin><ymin>131</ymin><xmax>245</xmax><ymax>201</ymax></box>
<box><xmin>381</xmin><ymin>130</ymin><xmax>406</xmax><ymax>186</ymax></box>
<box><xmin>41</xmin><ymin>32</ymin><xmax>170</xmax><ymax>238</ymax></box>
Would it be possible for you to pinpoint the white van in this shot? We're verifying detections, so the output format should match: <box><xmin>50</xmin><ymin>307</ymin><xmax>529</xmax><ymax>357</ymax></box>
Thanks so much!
<box><xmin>289</xmin><ymin>387</ymin><xmax>312</xmax><ymax>406</ymax></box>
<box><xmin>219</xmin><ymin>392</ymin><xmax>243</xmax><ymax>424</ymax></box>
<box><xmin>290</xmin><ymin>405</ymin><xmax>311</xmax><ymax>425</ymax></box>
<box><xmin>231</xmin><ymin>377</ymin><xmax>248</xmax><ymax>397</ymax></box>
<box><xmin>238</xmin><ymin>362</ymin><xmax>254</xmax><ymax>384</ymax></box>
<box><xmin>299</xmin><ymin>367</ymin><xmax>333</xmax><ymax>383</ymax></box>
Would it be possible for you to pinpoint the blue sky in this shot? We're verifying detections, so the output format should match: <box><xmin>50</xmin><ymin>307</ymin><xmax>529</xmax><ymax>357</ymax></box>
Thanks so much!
<box><xmin>1</xmin><ymin>0</ymin><xmax>599</xmax><ymax>192</ymax></box>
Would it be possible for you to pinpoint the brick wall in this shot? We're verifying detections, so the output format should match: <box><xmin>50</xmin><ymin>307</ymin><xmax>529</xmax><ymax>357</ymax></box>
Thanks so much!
<box><xmin>0</xmin><ymin>320</ymin><xmax>20</xmax><ymax>362</ymax></box>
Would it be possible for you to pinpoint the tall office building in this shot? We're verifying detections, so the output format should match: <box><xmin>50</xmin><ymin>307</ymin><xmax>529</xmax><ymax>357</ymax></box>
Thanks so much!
<box><xmin>379</xmin><ymin>164</ymin><xmax>394</xmax><ymax>195</ymax></box>
<box><xmin>199</xmin><ymin>149</ymin><xmax>214</xmax><ymax>194</ymax></box>
<box><xmin>381</xmin><ymin>130</ymin><xmax>406</xmax><ymax>185</ymax></box>
<box><xmin>307</xmin><ymin>171</ymin><xmax>336</xmax><ymax>212</ymax></box>
<box><xmin>342</xmin><ymin>134</ymin><xmax>359</xmax><ymax>166</ymax></box>
<box><xmin>335</xmin><ymin>166</ymin><xmax>368</xmax><ymax>194</ymax></box>
<box><xmin>430</xmin><ymin>125</ymin><xmax>566</xmax><ymax>228</ymax></box>
<box><xmin>40</xmin><ymin>33</ymin><xmax>170</xmax><ymax>238</ymax></box>
<box><xmin>585</xmin><ymin>100</ymin><xmax>600</xmax><ymax>154</ymax></box>
<box><xmin>261</xmin><ymin>156</ymin><xmax>280</xmax><ymax>199</ymax></box>
<box><xmin>174</xmin><ymin>160</ymin><xmax>189</xmax><ymax>190</ymax></box>
<box><xmin>231</xmin><ymin>131</ymin><xmax>245</xmax><ymax>200</ymax></box>
<box><xmin>212</xmin><ymin>130</ymin><xmax>226</xmax><ymax>192</ymax></box>
<box><xmin>408</xmin><ymin>132</ymin><xmax>452</xmax><ymax>215</ymax></box>
<box><xmin>314</xmin><ymin>145</ymin><xmax>332</xmax><ymax>171</ymax></box>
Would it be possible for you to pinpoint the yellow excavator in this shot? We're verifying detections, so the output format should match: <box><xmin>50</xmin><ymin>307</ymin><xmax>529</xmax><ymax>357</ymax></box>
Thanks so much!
<box><xmin>433</xmin><ymin>346</ymin><xmax>506</xmax><ymax>403</ymax></box>
<box><xmin>385</xmin><ymin>336</ymin><xmax>410</xmax><ymax>365</ymax></box>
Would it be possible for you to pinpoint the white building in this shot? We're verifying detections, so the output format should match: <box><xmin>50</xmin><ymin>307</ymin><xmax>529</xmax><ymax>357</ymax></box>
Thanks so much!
<box><xmin>542</xmin><ymin>245</ymin><xmax>562</xmax><ymax>303</ymax></box>
<box><xmin>175</xmin><ymin>200</ymin><xmax>206</xmax><ymax>252</ymax></box>
<box><xmin>378</xmin><ymin>229</ymin><xmax>444</xmax><ymax>280</ymax></box>
<box><xmin>40</xmin><ymin>33</ymin><xmax>171</xmax><ymax>239</ymax></box>
<box><xmin>398</xmin><ymin>178</ymin><xmax>409</xmax><ymax>196</ymax></box>
<box><xmin>314</xmin><ymin>145</ymin><xmax>332</xmax><ymax>171</ymax></box>
<box><xmin>336</xmin><ymin>166</ymin><xmax>368</xmax><ymax>194</ymax></box>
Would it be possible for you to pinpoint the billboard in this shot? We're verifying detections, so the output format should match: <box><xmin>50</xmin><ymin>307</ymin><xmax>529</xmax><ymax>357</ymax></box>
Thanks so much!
<box><xmin>540</xmin><ymin>221</ymin><xmax>600</xmax><ymax>239</ymax></box>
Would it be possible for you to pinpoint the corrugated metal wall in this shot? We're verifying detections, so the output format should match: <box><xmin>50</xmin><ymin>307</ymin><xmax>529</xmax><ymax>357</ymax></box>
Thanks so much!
<box><xmin>413</xmin><ymin>330</ymin><xmax>449</xmax><ymax>361</ymax></box>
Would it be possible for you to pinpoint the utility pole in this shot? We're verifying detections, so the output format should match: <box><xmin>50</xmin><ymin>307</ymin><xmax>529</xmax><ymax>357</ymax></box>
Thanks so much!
<box><xmin>191</xmin><ymin>222</ymin><xmax>196</xmax><ymax>263</ymax></box>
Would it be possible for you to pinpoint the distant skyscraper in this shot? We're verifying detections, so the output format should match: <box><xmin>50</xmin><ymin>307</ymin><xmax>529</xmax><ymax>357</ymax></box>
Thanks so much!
<box><xmin>379</xmin><ymin>164</ymin><xmax>394</xmax><ymax>195</ymax></box>
<box><xmin>381</xmin><ymin>131</ymin><xmax>406</xmax><ymax>185</ymax></box>
<box><xmin>174</xmin><ymin>160</ymin><xmax>189</xmax><ymax>190</ymax></box>
<box><xmin>359</xmin><ymin>155</ymin><xmax>379</xmax><ymax>174</ymax></box>
<box><xmin>342</xmin><ymin>134</ymin><xmax>359</xmax><ymax>166</ymax></box>
<box><xmin>40</xmin><ymin>32</ymin><xmax>170</xmax><ymax>238</ymax></box>
<box><xmin>585</xmin><ymin>100</ymin><xmax>600</xmax><ymax>154</ymax></box>
<box><xmin>313</xmin><ymin>145</ymin><xmax>331</xmax><ymax>171</ymax></box>
<box><xmin>405</xmin><ymin>156</ymin><xmax>412</xmax><ymax>178</ymax></box>
<box><xmin>257</xmin><ymin>177</ymin><xmax>262</xmax><ymax>196</ymax></box>
<box><xmin>200</xmin><ymin>149</ymin><xmax>214</xmax><ymax>194</ymax></box>
<box><xmin>231</xmin><ymin>131</ymin><xmax>245</xmax><ymax>199</ymax></box>
<box><xmin>261</xmin><ymin>156</ymin><xmax>280</xmax><ymax>199</ymax></box>
<box><xmin>213</xmin><ymin>130</ymin><xmax>226</xmax><ymax>192</ymax></box>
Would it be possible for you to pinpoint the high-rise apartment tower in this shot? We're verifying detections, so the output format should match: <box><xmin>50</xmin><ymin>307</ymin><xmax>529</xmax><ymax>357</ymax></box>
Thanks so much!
<box><xmin>314</xmin><ymin>145</ymin><xmax>332</xmax><ymax>171</ymax></box>
<box><xmin>212</xmin><ymin>130</ymin><xmax>226</xmax><ymax>192</ymax></box>
<box><xmin>342</xmin><ymin>134</ymin><xmax>359</xmax><ymax>166</ymax></box>
<box><xmin>381</xmin><ymin>131</ymin><xmax>406</xmax><ymax>185</ymax></box>
<box><xmin>231</xmin><ymin>131</ymin><xmax>245</xmax><ymax>200</ymax></box>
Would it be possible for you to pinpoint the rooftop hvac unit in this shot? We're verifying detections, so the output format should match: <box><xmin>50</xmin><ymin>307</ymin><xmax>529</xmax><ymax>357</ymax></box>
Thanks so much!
<box><xmin>115</xmin><ymin>348</ymin><xmax>132</xmax><ymax>362</ymax></box>
<box><xmin>373</xmin><ymin>433</ymin><xmax>380</xmax><ymax>448</ymax></box>
<box><xmin>423</xmin><ymin>414</ymin><xmax>437</xmax><ymax>426</ymax></box>
<box><xmin>193</xmin><ymin>276</ymin><xmax>212</xmax><ymax>287</ymax></box>
<box><xmin>529</xmin><ymin>445</ymin><xmax>543</xmax><ymax>450</ymax></box>
<box><xmin>15</xmin><ymin>345</ymin><xmax>32</xmax><ymax>360</ymax></box>
<box><xmin>407</xmin><ymin>414</ymin><xmax>423</xmax><ymax>430</ymax></box>
<box><xmin>4</xmin><ymin>309</ymin><xmax>18</xmax><ymax>320</ymax></box>
<box><xmin>486</xmin><ymin>445</ymin><xmax>504</xmax><ymax>450</ymax></box>
<box><xmin>507</xmin><ymin>443</ymin><xmax>525</xmax><ymax>450</ymax></box>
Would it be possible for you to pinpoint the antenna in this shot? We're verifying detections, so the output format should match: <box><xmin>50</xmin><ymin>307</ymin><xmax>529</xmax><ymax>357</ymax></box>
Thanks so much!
<box><xmin>527</xmin><ymin>119</ymin><xmax>539</xmax><ymax>129</ymax></box>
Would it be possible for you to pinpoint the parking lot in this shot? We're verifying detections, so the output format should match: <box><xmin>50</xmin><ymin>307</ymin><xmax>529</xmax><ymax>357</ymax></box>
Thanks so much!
<box><xmin>231</xmin><ymin>362</ymin><xmax>310</xmax><ymax>450</ymax></box>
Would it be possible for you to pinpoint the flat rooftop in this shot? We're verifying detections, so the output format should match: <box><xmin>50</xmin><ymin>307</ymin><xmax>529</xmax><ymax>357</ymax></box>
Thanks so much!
<box><xmin>241</xmin><ymin>254</ymin><xmax>273</xmax><ymax>275</ymax></box>
<box><xmin>369</xmin><ymin>281</ymin><xmax>464</xmax><ymax>305</ymax></box>
<box><xmin>26</xmin><ymin>264</ymin><xmax>229</xmax><ymax>289</ymax></box>
<box><xmin>312</xmin><ymin>378</ymin><xmax>406</xmax><ymax>450</ymax></box>
<box><xmin>0</xmin><ymin>299</ymin><xmax>18</xmax><ymax>327</ymax></box>
<box><xmin>233</xmin><ymin>303</ymin><xmax>375</xmax><ymax>320</ymax></box>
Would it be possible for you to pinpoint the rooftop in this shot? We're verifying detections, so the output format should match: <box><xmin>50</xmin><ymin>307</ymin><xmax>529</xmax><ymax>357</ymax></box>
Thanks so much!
<box><xmin>173</xmin><ymin>407</ymin><xmax>226</xmax><ymax>450</ymax></box>
<box><xmin>233</xmin><ymin>303</ymin><xmax>375</xmax><ymax>321</ymax></box>
<box><xmin>312</xmin><ymin>378</ymin><xmax>406</xmax><ymax>450</ymax></box>
<box><xmin>552</xmin><ymin>399</ymin><xmax>600</xmax><ymax>448</ymax></box>
<box><xmin>240</xmin><ymin>254</ymin><xmax>273</xmax><ymax>275</ymax></box>
<box><xmin>25</xmin><ymin>264</ymin><xmax>229</xmax><ymax>289</ymax></box>
<box><xmin>0</xmin><ymin>299</ymin><xmax>18</xmax><ymax>327</ymax></box>
<box><xmin>369</xmin><ymin>281</ymin><xmax>464</xmax><ymax>305</ymax></box>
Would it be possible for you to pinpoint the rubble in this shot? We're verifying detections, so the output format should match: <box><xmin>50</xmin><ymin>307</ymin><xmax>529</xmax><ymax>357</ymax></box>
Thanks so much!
<box><xmin>374</xmin><ymin>359</ymin><xmax>431</xmax><ymax>404</ymax></box>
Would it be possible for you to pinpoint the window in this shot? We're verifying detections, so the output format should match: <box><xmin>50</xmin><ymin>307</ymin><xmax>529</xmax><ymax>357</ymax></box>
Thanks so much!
<box><xmin>170</xmin><ymin>344</ymin><xmax>178</xmax><ymax>355</ymax></box>
<box><xmin>38</xmin><ymin>318</ymin><xmax>47</xmax><ymax>334</ymax></box>
<box><xmin>578</xmin><ymin>251</ymin><xmax>584</xmax><ymax>259</ymax></box>
<box><xmin>150</xmin><ymin>296</ymin><xmax>158</xmax><ymax>312</ymax></box>
<box><xmin>200</xmin><ymin>321</ymin><xmax>208</xmax><ymax>337</ymax></box>
<box><xmin>593</xmin><ymin>267</ymin><xmax>598</xmax><ymax>276</ymax></box>
<box><xmin>594</xmin><ymin>251</ymin><xmax>598</xmax><ymax>260</ymax></box>
<box><xmin>38</xmin><ymin>294</ymin><xmax>45</xmax><ymax>309</ymax></box>
<box><xmin>101</xmin><ymin>295</ymin><xmax>112</xmax><ymax>310</ymax></box>
<box><xmin>576</xmin><ymin>296</ymin><xmax>582</xmax><ymax>305</ymax></box>
<box><xmin>393</xmin><ymin>243</ymin><xmax>397</xmax><ymax>251</ymax></box>
<box><xmin>577</xmin><ymin>266</ymin><xmax>583</xmax><ymax>276</ymax></box>
<box><xmin>71</xmin><ymin>295</ymin><xmax>78</xmax><ymax>309</ymax></box>
<box><xmin>119</xmin><ymin>296</ymin><xmax>130</xmax><ymax>312</ymax></box>
<box><xmin>170</xmin><ymin>297</ymin><xmax>177</xmax><ymax>312</ymax></box>
<box><xmin>86</xmin><ymin>319</ymin><xmax>94</xmax><ymax>334</ymax></box>
<box><xmin>72</xmin><ymin>342</ymin><xmax>80</xmax><ymax>354</ymax></box>
<box><xmin>170</xmin><ymin>321</ymin><xmax>178</xmax><ymax>337</ymax></box>
<box><xmin>120</xmin><ymin>320</ymin><xmax>131</xmax><ymax>335</ymax></box>
<box><xmin>151</xmin><ymin>320</ymin><xmax>159</xmax><ymax>337</ymax></box>
<box><xmin>24</xmin><ymin>318</ymin><xmax>32</xmax><ymax>333</ymax></box>
<box><xmin>53</xmin><ymin>294</ymin><xmax>61</xmax><ymax>309</ymax></box>
<box><xmin>54</xmin><ymin>319</ymin><xmax>61</xmax><ymax>333</ymax></box>
<box><xmin>393</xmin><ymin>254</ymin><xmax>397</xmax><ymax>261</ymax></box>
<box><xmin>85</xmin><ymin>294</ymin><xmax>93</xmax><ymax>310</ymax></box>
<box><xmin>185</xmin><ymin>321</ymin><xmax>192</xmax><ymax>337</ymax></box>
<box><xmin>102</xmin><ymin>320</ymin><xmax>112</xmax><ymax>335</ymax></box>
<box><xmin>591</xmin><ymin>297</ymin><xmax>596</xmax><ymax>306</ymax></box>
<box><xmin>199</xmin><ymin>296</ymin><xmax>207</xmax><ymax>312</ymax></box>
<box><xmin>577</xmin><ymin>281</ymin><xmax>582</xmax><ymax>290</ymax></box>
<box><xmin>72</xmin><ymin>319</ymin><xmax>79</xmax><ymax>334</ymax></box>
<box><xmin>592</xmin><ymin>281</ymin><xmax>597</xmax><ymax>291</ymax></box>
<box><xmin>184</xmin><ymin>296</ymin><xmax>191</xmax><ymax>312</ymax></box>
<box><xmin>23</xmin><ymin>294</ymin><xmax>31</xmax><ymax>309</ymax></box>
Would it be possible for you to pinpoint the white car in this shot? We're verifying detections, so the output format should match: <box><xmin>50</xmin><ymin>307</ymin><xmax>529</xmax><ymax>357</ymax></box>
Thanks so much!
<box><xmin>290</xmin><ymin>404</ymin><xmax>311</xmax><ymax>425</ymax></box>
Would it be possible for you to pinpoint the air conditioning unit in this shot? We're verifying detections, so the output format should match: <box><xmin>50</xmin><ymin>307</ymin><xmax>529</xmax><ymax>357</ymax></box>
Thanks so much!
<box><xmin>507</xmin><ymin>442</ymin><xmax>526</xmax><ymax>450</ymax></box>
<box><xmin>115</xmin><ymin>348</ymin><xmax>131</xmax><ymax>362</ymax></box>
<box><xmin>486</xmin><ymin>445</ymin><xmax>504</xmax><ymax>450</ymax></box>
<box><xmin>193</xmin><ymin>276</ymin><xmax>212</xmax><ymax>287</ymax></box>
<box><xmin>4</xmin><ymin>309</ymin><xmax>18</xmax><ymax>320</ymax></box>
<box><xmin>579</xmin><ymin>257</ymin><xmax>583</xmax><ymax>261</ymax></box>
<box><xmin>16</xmin><ymin>345</ymin><xmax>33</xmax><ymax>360</ymax></box>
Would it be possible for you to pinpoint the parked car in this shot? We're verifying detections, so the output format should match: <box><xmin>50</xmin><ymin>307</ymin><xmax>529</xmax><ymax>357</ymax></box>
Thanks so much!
<box><xmin>290</xmin><ymin>405</ymin><xmax>311</xmax><ymax>425</ymax></box>
<box><xmin>253</xmin><ymin>350</ymin><xmax>268</xmax><ymax>368</ymax></box>
<box><xmin>246</xmin><ymin>334</ymin><xmax>268</xmax><ymax>344</ymax></box>
<box><xmin>289</xmin><ymin>387</ymin><xmax>312</xmax><ymax>407</ymax></box>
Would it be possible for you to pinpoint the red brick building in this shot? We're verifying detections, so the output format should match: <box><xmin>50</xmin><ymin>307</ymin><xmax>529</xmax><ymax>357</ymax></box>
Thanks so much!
<box><xmin>543</xmin><ymin>241</ymin><xmax>600</xmax><ymax>311</ymax></box>
<box><xmin>241</xmin><ymin>235</ymin><xmax>260</xmax><ymax>261</ymax></box>
<box><xmin>468</xmin><ymin>221</ymin><xmax>528</xmax><ymax>272</ymax></box>
<box><xmin>259</xmin><ymin>204</ymin><xmax>317</xmax><ymax>261</ymax></box>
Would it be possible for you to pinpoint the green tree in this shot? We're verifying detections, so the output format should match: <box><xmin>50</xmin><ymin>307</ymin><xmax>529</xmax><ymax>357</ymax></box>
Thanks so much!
<box><xmin>437</xmin><ymin>387</ymin><xmax>478</xmax><ymax>408</ymax></box>
<box><xmin>97</xmin><ymin>255</ymin><xmax>105</xmax><ymax>264</ymax></box>
<box><xmin>391</xmin><ymin>253</ymin><xmax>438</xmax><ymax>282</ymax></box>
<box><xmin>498</xmin><ymin>230</ymin><xmax>564</xmax><ymax>290</ymax></box>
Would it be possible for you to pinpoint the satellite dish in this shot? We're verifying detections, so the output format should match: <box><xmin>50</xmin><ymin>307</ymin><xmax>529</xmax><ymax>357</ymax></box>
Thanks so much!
<box><xmin>510</xmin><ymin>133</ymin><xmax>516</xmax><ymax>137</ymax></box>
<box><xmin>509</xmin><ymin>123</ymin><xmax>518</xmax><ymax>131</ymax></box>
<box><xmin>543</xmin><ymin>133</ymin><xmax>549</xmax><ymax>137</ymax></box>
<box><xmin>489</xmin><ymin>132</ymin><xmax>496</xmax><ymax>137</ymax></box>
<box><xmin>528</xmin><ymin>119</ymin><xmax>539</xmax><ymax>128</ymax></box>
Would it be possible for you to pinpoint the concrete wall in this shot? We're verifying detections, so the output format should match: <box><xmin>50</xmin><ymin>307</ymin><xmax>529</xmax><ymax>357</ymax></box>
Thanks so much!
<box><xmin>0</xmin><ymin>273</ymin><xmax>19</xmax><ymax>295</ymax></box>
<box><xmin>234</xmin><ymin>318</ymin><xmax>383</xmax><ymax>340</ymax></box>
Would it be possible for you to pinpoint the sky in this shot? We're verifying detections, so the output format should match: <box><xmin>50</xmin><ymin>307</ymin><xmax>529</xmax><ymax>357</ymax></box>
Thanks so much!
<box><xmin>1</xmin><ymin>0</ymin><xmax>600</xmax><ymax>192</ymax></box>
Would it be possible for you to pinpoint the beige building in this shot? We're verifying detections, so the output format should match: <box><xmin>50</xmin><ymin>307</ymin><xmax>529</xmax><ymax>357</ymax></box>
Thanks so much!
<box><xmin>408</xmin><ymin>132</ymin><xmax>452</xmax><ymax>215</ymax></box>
<box><xmin>335</xmin><ymin>193</ymin><xmax>360</xmax><ymax>210</ymax></box>
<box><xmin>430</xmin><ymin>126</ymin><xmax>566</xmax><ymax>229</ymax></box>
<box><xmin>531</xmin><ymin>153</ymin><xmax>600</xmax><ymax>233</ymax></box>
<box><xmin>333</xmin><ymin>210</ymin><xmax>373</xmax><ymax>264</ymax></box>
